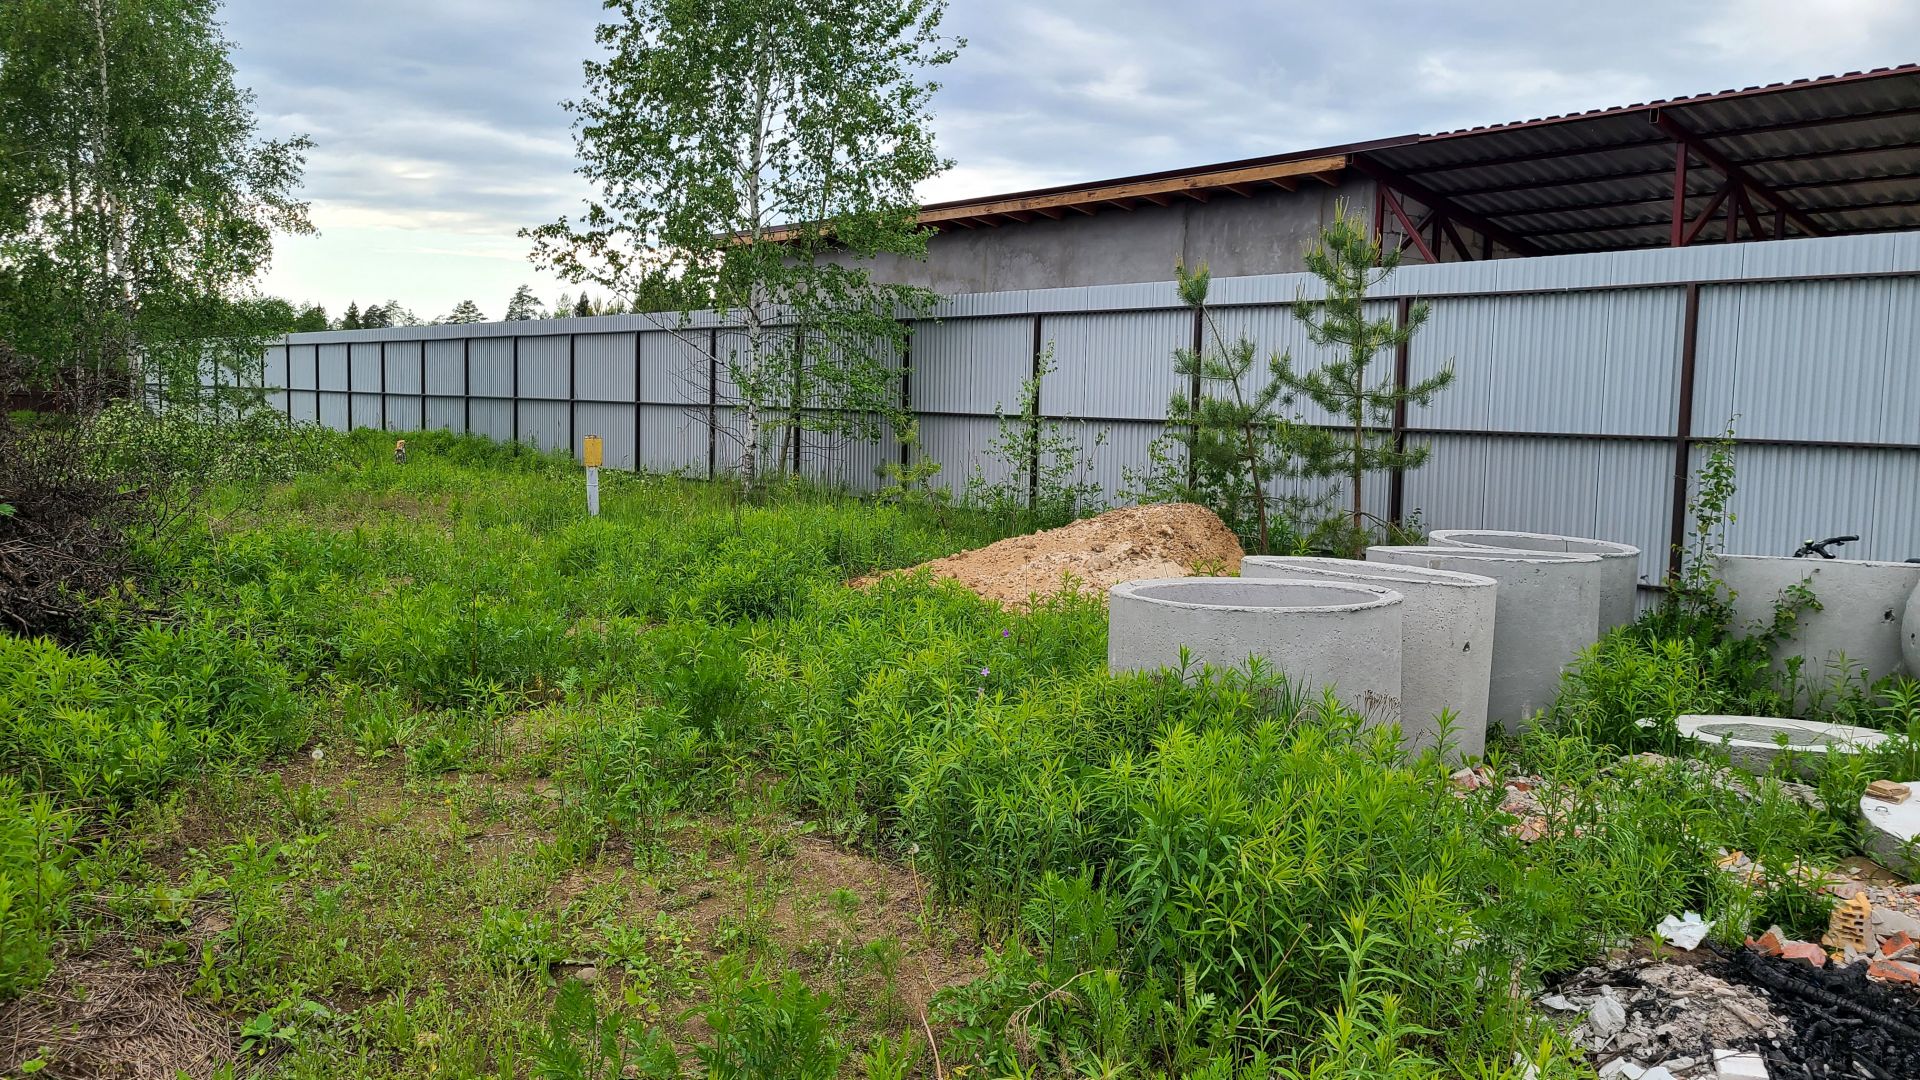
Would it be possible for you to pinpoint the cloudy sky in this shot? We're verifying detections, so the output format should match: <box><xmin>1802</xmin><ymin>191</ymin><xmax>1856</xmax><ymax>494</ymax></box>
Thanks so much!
<box><xmin>224</xmin><ymin>0</ymin><xmax>1920</xmax><ymax>321</ymax></box>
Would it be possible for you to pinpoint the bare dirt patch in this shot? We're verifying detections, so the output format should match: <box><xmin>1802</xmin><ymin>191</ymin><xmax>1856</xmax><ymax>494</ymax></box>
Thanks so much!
<box><xmin>860</xmin><ymin>503</ymin><xmax>1244</xmax><ymax>605</ymax></box>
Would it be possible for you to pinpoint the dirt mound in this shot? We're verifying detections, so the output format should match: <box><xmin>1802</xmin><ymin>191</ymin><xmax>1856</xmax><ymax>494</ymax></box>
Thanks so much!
<box><xmin>867</xmin><ymin>503</ymin><xmax>1244</xmax><ymax>606</ymax></box>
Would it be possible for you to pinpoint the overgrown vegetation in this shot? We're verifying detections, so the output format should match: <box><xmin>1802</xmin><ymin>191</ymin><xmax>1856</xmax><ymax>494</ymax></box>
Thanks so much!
<box><xmin>4</xmin><ymin>431</ymin><xmax>1914</xmax><ymax>1079</ymax></box>
<box><xmin>967</xmin><ymin>345</ymin><xmax>1107</xmax><ymax>532</ymax></box>
<box><xmin>1136</xmin><ymin>207</ymin><xmax>1451</xmax><ymax>556</ymax></box>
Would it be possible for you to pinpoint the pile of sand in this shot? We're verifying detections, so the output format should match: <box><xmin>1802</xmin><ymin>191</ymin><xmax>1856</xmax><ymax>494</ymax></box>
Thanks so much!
<box><xmin>866</xmin><ymin>503</ymin><xmax>1244</xmax><ymax>606</ymax></box>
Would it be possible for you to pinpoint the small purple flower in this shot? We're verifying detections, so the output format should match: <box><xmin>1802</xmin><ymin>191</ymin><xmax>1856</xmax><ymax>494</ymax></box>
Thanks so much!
<box><xmin>1001</xmin><ymin>628</ymin><xmax>1011</xmax><ymax>638</ymax></box>
<box><xmin>979</xmin><ymin>666</ymin><xmax>990</xmax><ymax>676</ymax></box>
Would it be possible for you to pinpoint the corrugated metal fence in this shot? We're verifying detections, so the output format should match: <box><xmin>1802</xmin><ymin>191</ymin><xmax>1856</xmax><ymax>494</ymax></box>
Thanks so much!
<box><xmin>254</xmin><ymin>232</ymin><xmax>1920</xmax><ymax>593</ymax></box>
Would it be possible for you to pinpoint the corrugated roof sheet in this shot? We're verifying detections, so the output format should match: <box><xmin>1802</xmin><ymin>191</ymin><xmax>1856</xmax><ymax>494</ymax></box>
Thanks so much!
<box><xmin>1367</xmin><ymin>65</ymin><xmax>1920</xmax><ymax>253</ymax></box>
<box><xmin>905</xmin><ymin>65</ymin><xmax>1920</xmax><ymax>255</ymax></box>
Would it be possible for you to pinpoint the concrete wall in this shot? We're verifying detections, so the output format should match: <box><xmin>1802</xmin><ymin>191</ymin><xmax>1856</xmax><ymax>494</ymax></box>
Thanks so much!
<box><xmin>822</xmin><ymin>177</ymin><xmax>1375</xmax><ymax>293</ymax></box>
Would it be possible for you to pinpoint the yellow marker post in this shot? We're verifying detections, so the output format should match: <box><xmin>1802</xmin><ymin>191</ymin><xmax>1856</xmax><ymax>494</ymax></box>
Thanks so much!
<box><xmin>582</xmin><ymin>435</ymin><xmax>603</xmax><ymax>516</ymax></box>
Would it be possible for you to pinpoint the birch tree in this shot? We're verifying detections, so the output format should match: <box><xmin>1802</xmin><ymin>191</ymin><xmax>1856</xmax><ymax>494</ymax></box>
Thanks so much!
<box><xmin>0</xmin><ymin>0</ymin><xmax>311</xmax><ymax>410</ymax></box>
<box><xmin>528</xmin><ymin>0</ymin><xmax>958</xmax><ymax>491</ymax></box>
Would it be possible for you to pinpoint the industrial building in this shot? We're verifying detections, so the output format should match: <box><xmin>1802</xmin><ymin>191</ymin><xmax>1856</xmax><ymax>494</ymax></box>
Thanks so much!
<box><xmin>816</xmin><ymin>64</ymin><xmax>1920</xmax><ymax>292</ymax></box>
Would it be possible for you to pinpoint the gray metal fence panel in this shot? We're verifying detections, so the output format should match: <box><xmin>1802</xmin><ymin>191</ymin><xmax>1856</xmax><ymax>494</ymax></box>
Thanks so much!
<box><xmin>424</xmin><ymin>396</ymin><xmax>466</xmax><ymax>432</ymax></box>
<box><xmin>1706</xmin><ymin>443</ymin><xmax>1919</xmax><ymax>565</ymax></box>
<box><xmin>386</xmin><ymin>396</ymin><xmax>423</xmax><ymax>432</ymax></box>
<box><xmin>384</xmin><ymin>341</ymin><xmax>424</xmax><ymax>395</ymax></box>
<box><xmin>317</xmin><ymin>392</ymin><xmax>348</xmax><ymax>430</ymax></box>
<box><xmin>517</xmin><ymin>400</ymin><xmax>569</xmax><ymax>452</ymax></box>
<box><xmin>918</xmin><ymin>415</ymin><xmax>1006</xmax><ymax>496</ymax></box>
<box><xmin>639</xmin><ymin>330</ymin><xmax>708</xmax><ymax>405</ymax></box>
<box><xmin>350</xmin><ymin>394</ymin><xmax>382</xmax><ymax>431</ymax></box>
<box><xmin>288</xmin><ymin>344</ymin><xmax>318</xmax><ymax>390</ymax></box>
<box><xmin>424</xmin><ymin>340</ymin><xmax>466</xmax><ymax>395</ymax></box>
<box><xmin>289</xmin><ymin>390</ymin><xmax>318</xmax><ymax>423</ymax></box>
<box><xmin>470</xmin><ymin>398</ymin><xmax>514</xmax><ymax>442</ymax></box>
<box><xmin>264</xmin><ymin>346</ymin><xmax>289</xmax><ymax>389</ymax></box>
<box><xmin>317</xmin><ymin>345</ymin><xmax>349</xmax><ymax>391</ymax></box>
<box><xmin>638</xmin><ymin>403</ymin><xmax>707</xmax><ymax>475</ymax></box>
<box><xmin>1044</xmin><ymin>310</ymin><xmax>1188</xmax><ymax>421</ymax></box>
<box><xmin>576</xmin><ymin>332</ymin><xmax>637</xmax><ymax>402</ymax></box>
<box><xmin>1406</xmin><ymin>434</ymin><xmax>1673</xmax><ymax>588</ymax></box>
<box><xmin>516</xmin><ymin>334</ymin><xmax>570</xmax><ymax>400</ymax></box>
<box><xmin>1412</xmin><ymin>288</ymin><xmax>1683</xmax><ymax>436</ymax></box>
<box><xmin>349</xmin><ymin>344</ymin><xmax>382</xmax><ymax>392</ymax></box>
<box><xmin>575</xmin><ymin>401</ymin><xmax>636</xmax><ymax>469</ymax></box>
<box><xmin>1692</xmin><ymin>277</ymin><xmax>1920</xmax><ymax>444</ymax></box>
<box><xmin>909</xmin><ymin>317</ymin><xmax>1031</xmax><ymax>414</ymax></box>
<box><xmin>469</xmin><ymin>338</ymin><xmax>514</xmax><ymax>397</ymax></box>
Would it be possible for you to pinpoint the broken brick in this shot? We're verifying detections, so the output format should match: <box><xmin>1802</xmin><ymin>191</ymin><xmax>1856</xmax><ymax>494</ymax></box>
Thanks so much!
<box><xmin>1780</xmin><ymin>941</ymin><xmax>1828</xmax><ymax>967</ymax></box>
<box><xmin>1866</xmin><ymin>958</ymin><xmax>1920</xmax><ymax>985</ymax></box>
<box><xmin>1865</xmin><ymin>779</ymin><xmax>1911</xmax><ymax>804</ymax></box>
<box><xmin>1881</xmin><ymin>930</ymin><xmax>1917</xmax><ymax>961</ymax></box>
<box><xmin>1747</xmin><ymin>926</ymin><xmax>1787</xmax><ymax>957</ymax></box>
<box><xmin>1823</xmin><ymin>892</ymin><xmax>1874</xmax><ymax>953</ymax></box>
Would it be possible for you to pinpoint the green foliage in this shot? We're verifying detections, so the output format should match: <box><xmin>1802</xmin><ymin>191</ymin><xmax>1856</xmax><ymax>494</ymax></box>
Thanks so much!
<box><xmin>1137</xmin><ymin>261</ymin><xmax>1319</xmax><ymax>554</ymax></box>
<box><xmin>968</xmin><ymin>346</ymin><xmax>1106</xmax><ymax>531</ymax></box>
<box><xmin>1652</xmin><ymin>420</ymin><xmax>1741</xmax><ymax>638</ymax></box>
<box><xmin>8</xmin><ymin>430</ymin><xmax>1908</xmax><ymax>1080</ymax></box>
<box><xmin>874</xmin><ymin>419</ymin><xmax>950</xmax><ymax>520</ymax></box>
<box><xmin>0</xmin><ymin>781</ymin><xmax>74</xmax><ymax>996</ymax></box>
<box><xmin>475</xmin><ymin>905</ymin><xmax>565</xmax><ymax>976</ymax></box>
<box><xmin>0</xmin><ymin>0</ymin><xmax>312</xmax><ymax>405</ymax></box>
<box><xmin>692</xmin><ymin>958</ymin><xmax>846</xmax><ymax>1080</ymax></box>
<box><xmin>536</xmin><ymin>978</ymin><xmax>682</xmax><ymax>1080</ymax></box>
<box><xmin>0</xmin><ymin>625</ymin><xmax>302</xmax><ymax>810</ymax></box>
<box><xmin>1269</xmin><ymin>204</ymin><xmax>1452</xmax><ymax>553</ymax></box>
<box><xmin>527</xmin><ymin>0</ymin><xmax>961</xmax><ymax>489</ymax></box>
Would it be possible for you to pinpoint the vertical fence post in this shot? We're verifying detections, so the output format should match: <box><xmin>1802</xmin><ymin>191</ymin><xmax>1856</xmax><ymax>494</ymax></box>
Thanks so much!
<box><xmin>707</xmin><ymin>327</ymin><xmax>719</xmax><ymax>481</ymax></box>
<box><xmin>568</xmin><ymin>332</ymin><xmax>578</xmax><ymax>459</ymax></box>
<box><xmin>899</xmin><ymin>320</ymin><xmax>913</xmax><ymax>472</ymax></box>
<box><xmin>419</xmin><ymin>343</ymin><xmax>427</xmax><ymax>431</ymax></box>
<box><xmin>511</xmin><ymin>336</ymin><xmax>521</xmax><ymax>446</ymax></box>
<box><xmin>462</xmin><ymin>338</ymin><xmax>472</xmax><ymax>435</ymax></box>
<box><xmin>1186</xmin><ymin>304</ymin><xmax>1202</xmax><ymax>490</ymax></box>
<box><xmin>1388</xmin><ymin>295</ymin><xmax>1413</xmax><ymax>526</ymax></box>
<box><xmin>1029</xmin><ymin>314</ymin><xmax>1044</xmax><ymax>512</ymax></box>
<box><xmin>645</xmin><ymin>328</ymin><xmax>652</xmax><ymax>466</ymax></box>
<box><xmin>379</xmin><ymin>340</ymin><xmax>389</xmax><ymax>432</ymax></box>
<box><xmin>1667</xmin><ymin>283</ymin><xmax>1703</xmax><ymax>578</ymax></box>
<box><xmin>343</xmin><ymin>342</ymin><xmax>353</xmax><ymax>433</ymax></box>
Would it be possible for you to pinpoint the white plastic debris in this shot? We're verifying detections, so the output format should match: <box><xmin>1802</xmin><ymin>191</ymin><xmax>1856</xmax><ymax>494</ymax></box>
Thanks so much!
<box><xmin>1655</xmin><ymin>911</ymin><xmax>1714</xmax><ymax>951</ymax></box>
<box><xmin>1714</xmin><ymin>1050</ymin><xmax>1769</xmax><ymax>1079</ymax></box>
<box><xmin>1598</xmin><ymin>1060</ymin><xmax>1645</xmax><ymax>1079</ymax></box>
<box><xmin>1640</xmin><ymin>1069</ymin><xmax>1677</xmax><ymax>1080</ymax></box>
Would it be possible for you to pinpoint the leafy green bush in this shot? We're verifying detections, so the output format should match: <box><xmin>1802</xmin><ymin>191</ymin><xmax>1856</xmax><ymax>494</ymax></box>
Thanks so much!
<box><xmin>0</xmin><ymin>780</ymin><xmax>75</xmax><ymax>996</ymax></box>
<box><xmin>0</xmin><ymin>623</ymin><xmax>302</xmax><ymax>810</ymax></box>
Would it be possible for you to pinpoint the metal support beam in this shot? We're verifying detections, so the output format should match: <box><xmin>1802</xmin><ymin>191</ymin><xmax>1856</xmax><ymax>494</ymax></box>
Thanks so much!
<box><xmin>1668</xmin><ymin>283</ymin><xmax>1701</xmax><ymax>579</ymax></box>
<box><xmin>1652</xmin><ymin>112</ymin><xmax>1828</xmax><ymax>238</ymax></box>
<box><xmin>1669</xmin><ymin>144</ymin><xmax>1690</xmax><ymax>247</ymax></box>
<box><xmin>1352</xmin><ymin>156</ymin><xmax>1548</xmax><ymax>257</ymax></box>
<box><xmin>1381</xmin><ymin>185</ymin><xmax>1437</xmax><ymax>263</ymax></box>
<box><xmin>1679</xmin><ymin>182</ymin><xmax>1733</xmax><ymax>247</ymax></box>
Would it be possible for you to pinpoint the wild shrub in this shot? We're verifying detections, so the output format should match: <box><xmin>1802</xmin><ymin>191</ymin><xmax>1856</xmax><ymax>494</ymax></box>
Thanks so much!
<box><xmin>0</xmin><ymin>623</ymin><xmax>302</xmax><ymax>810</ymax></box>
<box><xmin>0</xmin><ymin>781</ymin><xmax>75</xmax><ymax>996</ymax></box>
<box><xmin>692</xmin><ymin>958</ymin><xmax>846</xmax><ymax>1080</ymax></box>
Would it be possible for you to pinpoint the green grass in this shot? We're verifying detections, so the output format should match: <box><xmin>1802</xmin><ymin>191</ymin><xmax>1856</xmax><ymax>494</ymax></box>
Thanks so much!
<box><xmin>2</xmin><ymin>427</ymin><xmax>1914</xmax><ymax>1079</ymax></box>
